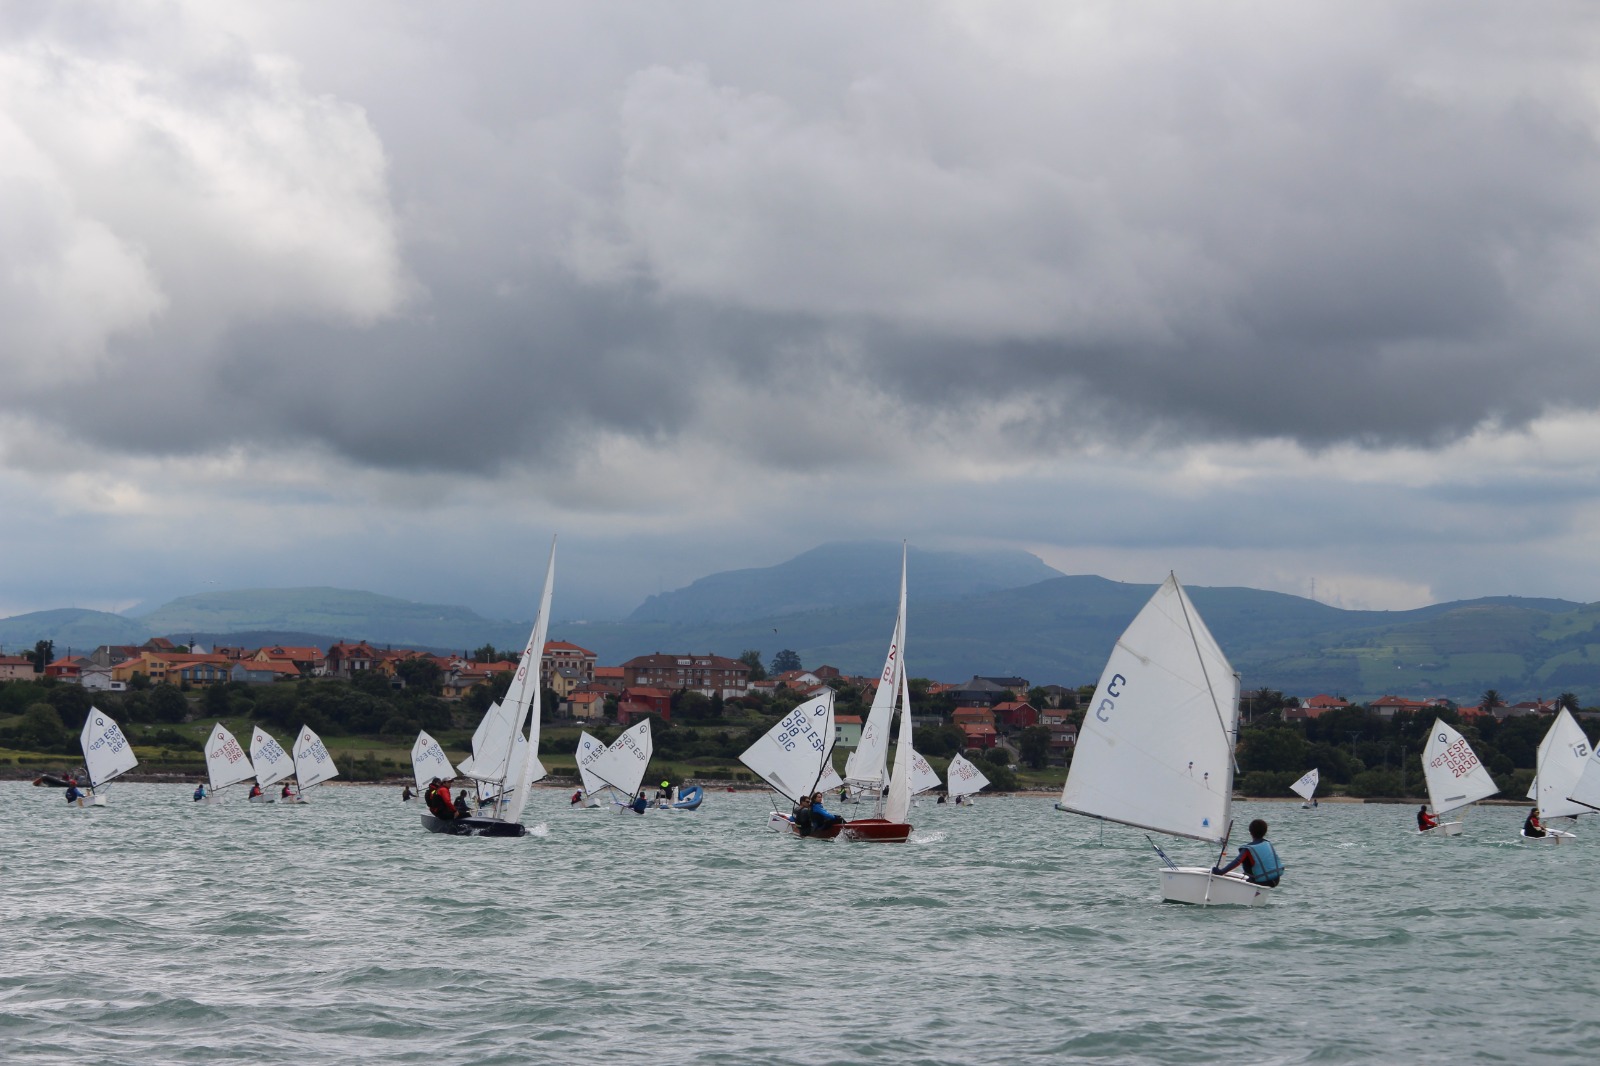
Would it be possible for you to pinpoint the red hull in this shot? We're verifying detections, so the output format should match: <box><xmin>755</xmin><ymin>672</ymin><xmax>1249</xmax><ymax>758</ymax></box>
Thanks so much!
<box><xmin>792</xmin><ymin>817</ymin><xmax>912</xmax><ymax>843</ymax></box>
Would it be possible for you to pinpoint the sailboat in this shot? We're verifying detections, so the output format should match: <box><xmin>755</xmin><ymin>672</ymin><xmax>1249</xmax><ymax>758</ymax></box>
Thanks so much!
<box><xmin>248</xmin><ymin>727</ymin><xmax>293</xmax><ymax>803</ymax></box>
<box><xmin>78</xmin><ymin>707</ymin><xmax>138</xmax><ymax>807</ymax></box>
<box><xmin>411</xmin><ymin>730</ymin><xmax>457</xmax><ymax>791</ymax></box>
<box><xmin>946</xmin><ymin>752</ymin><xmax>989</xmax><ymax>806</ymax></box>
<box><xmin>1056</xmin><ymin>574</ymin><xmax>1267</xmax><ymax>906</ymax></box>
<box><xmin>584</xmin><ymin>721</ymin><xmax>653</xmax><ymax>812</ymax></box>
<box><xmin>1291</xmin><ymin>768</ymin><xmax>1320</xmax><ymax>809</ymax></box>
<box><xmin>421</xmin><ymin>536</ymin><xmax>555</xmax><ymax>836</ymax></box>
<box><xmin>909</xmin><ymin>749</ymin><xmax>941</xmax><ymax>803</ymax></box>
<box><xmin>285</xmin><ymin>725</ymin><xmax>339</xmax><ymax>803</ymax></box>
<box><xmin>1520</xmin><ymin>709</ymin><xmax>1587</xmax><ymax>844</ymax></box>
<box><xmin>1417</xmin><ymin>718</ymin><xmax>1498</xmax><ymax>837</ymax></box>
<box><xmin>740</xmin><ymin>689</ymin><xmax>842</xmax><ymax>831</ymax></box>
<box><xmin>202</xmin><ymin>722</ymin><xmax>256</xmax><ymax>804</ymax></box>
<box><xmin>571</xmin><ymin>730</ymin><xmax>610</xmax><ymax>807</ymax></box>
<box><xmin>809</xmin><ymin>544</ymin><xmax>913</xmax><ymax>842</ymax></box>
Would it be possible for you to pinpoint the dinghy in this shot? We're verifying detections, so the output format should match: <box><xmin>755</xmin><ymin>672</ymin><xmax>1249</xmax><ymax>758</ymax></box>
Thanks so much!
<box><xmin>411</xmin><ymin>730</ymin><xmax>458</xmax><ymax>791</ymax></box>
<box><xmin>78</xmin><ymin>707</ymin><xmax>138</xmax><ymax>807</ymax></box>
<box><xmin>1519</xmin><ymin>709</ymin><xmax>1588</xmax><ymax>844</ymax></box>
<box><xmin>420</xmin><ymin>537</ymin><xmax>555</xmax><ymax>837</ymax></box>
<box><xmin>247</xmin><ymin>727</ymin><xmax>294</xmax><ymax>803</ymax></box>
<box><xmin>947</xmin><ymin>752</ymin><xmax>990</xmax><ymax>806</ymax></box>
<box><xmin>571</xmin><ymin>730</ymin><xmax>611</xmax><ymax>808</ymax></box>
<box><xmin>582</xmin><ymin>720</ymin><xmax>652</xmax><ymax>813</ymax></box>
<box><xmin>285</xmin><ymin>725</ymin><xmax>339</xmax><ymax>803</ymax></box>
<box><xmin>1417</xmin><ymin>719</ymin><xmax>1498</xmax><ymax>837</ymax></box>
<box><xmin>1564</xmin><ymin>720</ymin><xmax>1600</xmax><ymax>825</ymax></box>
<box><xmin>1056</xmin><ymin>573</ymin><xmax>1269</xmax><ymax>906</ymax></box>
<box><xmin>740</xmin><ymin>689</ymin><xmax>852</xmax><ymax>834</ymax></box>
<box><xmin>1291</xmin><ymin>768</ymin><xmax>1320</xmax><ymax>809</ymax></box>
<box><xmin>202</xmin><ymin>723</ymin><xmax>256</xmax><ymax>804</ymax></box>
<box><xmin>909</xmin><ymin>748</ymin><xmax>941</xmax><ymax>806</ymax></box>
<box><xmin>812</xmin><ymin>543</ymin><xmax>913</xmax><ymax>842</ymax></box>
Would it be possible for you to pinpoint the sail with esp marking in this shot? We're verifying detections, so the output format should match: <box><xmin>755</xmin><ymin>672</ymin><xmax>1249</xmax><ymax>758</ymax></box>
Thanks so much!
<box><xmin>205</xmin><ymin>722</ymin><xmax>257</xmax><ymax>792</ymax></box>
<box><xmin>292</xmin><ymin>725</ymin><xmax>339</xmax><ymax>793</ymax></box>
<box><xmin>250</xmin><ymin>727</ymin><xmax>295</xmax><ymax>789</ymax></box>
<box><xmin>1290</xmin><ymin>768</ymin><xmax>1319</xmax><ymax>803</ymax></box>
<box><xmin>80</xmin><ymin>708</ymin><xmax>138</xmax><ymax>790</ymax></box>
<box><xmin>1421</xmin><ymin>719</ymin><xmax>1498</xmax><ymax>817</ymax></box>
<box><xmin>738</xmin><ymin>689</ymin><xmax>836</xmax><ymax>804</ymax></box>
<box><xmin>411</xmin><ymin>730</ymin><xmax>457</xmax><ymax>790</ymax></box>
<box><xmin>947</xmin><ymin>753</ymin><xmax>990</xmax><ymax>800</ymax></box>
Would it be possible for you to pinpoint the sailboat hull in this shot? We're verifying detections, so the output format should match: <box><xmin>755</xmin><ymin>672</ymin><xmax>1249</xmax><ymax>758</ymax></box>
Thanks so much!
<box><xmin>1417</xmin><ymin>821</ymin><xmax>1463</xmax><ymax>837</ymax></box>
<box><xmin>1519</xmin><ymin>829</ymin><xmax>1575</xmax><ymax>845</ymax></box>
<box><xmin>420</xmin><ymin>813</ymin><xmax>527</xmax><ymax>837</ymax></box>
<box><xmin>1160</xmin><ymin>867</ymin><xmax>1272</xmax><ymax>907</ymax></box>
<box><xmin>790</xmin><ymin>817</ymin><xmax>912</xmax><ymax>843</ymax></box>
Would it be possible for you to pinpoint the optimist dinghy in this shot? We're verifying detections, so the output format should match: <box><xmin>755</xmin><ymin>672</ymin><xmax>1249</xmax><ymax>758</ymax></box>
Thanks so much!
<box><xmin>1417</xmin><ymin>720</ymin><xmax>1497</xmax><ymax>837</ymax></box>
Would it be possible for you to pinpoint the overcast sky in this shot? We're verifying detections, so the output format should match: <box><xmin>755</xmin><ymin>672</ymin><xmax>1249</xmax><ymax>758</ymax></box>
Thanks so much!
<box><xmin>4</xmin><ymin>0</ymin><xmax>1600</xmax><ymax>625</ymax></box>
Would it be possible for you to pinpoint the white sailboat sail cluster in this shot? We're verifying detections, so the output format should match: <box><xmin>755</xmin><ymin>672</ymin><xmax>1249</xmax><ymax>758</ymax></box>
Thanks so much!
<box><xmin>1419</xmin><ymin>719</ymin><xmax>1497</xmax><ymax>836</ymax></box>
<box><xmin>79</xmin><ymin>708</ymin><xmax>138</xmax><ymax>807</ymax></box>
<box><xmin>586</xmin><ymin>720</ymin><xmax>654</xmax><ymax>809</ymax></box>
<box><xmin>250</xmin><ymin>727</ymin><xmax>294</xmax><ymax>800</ymax></box>
<box><xmin>1057</xmin><ymin>573</ymin><xmax>1264</xmax><ymax>906</ymax></box>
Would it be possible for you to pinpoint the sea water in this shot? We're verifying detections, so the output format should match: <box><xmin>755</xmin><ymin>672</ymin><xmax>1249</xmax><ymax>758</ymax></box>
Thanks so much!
<box><xmin>2</xmin><ymin>783</ymin><xmax>1595</xmax><ymax>1065</ymax></box>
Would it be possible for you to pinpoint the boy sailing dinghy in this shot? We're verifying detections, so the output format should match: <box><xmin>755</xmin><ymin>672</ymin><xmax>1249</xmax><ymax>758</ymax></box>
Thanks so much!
<box><xmin>248</xmin><ymin>727</ymin><xmax>293</xmax><ymax>803</ymax></box>
<box><xmin>285</xmin><ymin>725</ymin><xmax>339</xmax><ymax>803</ymax></box>
<box><xmin>1418</xmin><ymin>719</ymin><xmax>1498</xmax><ymax>837</ymax></box>
<box><xmin>422</xmin><ymin>537</ymin><xmax>556</xmax><ymax>837</ymax></box>
<box><xmin>1291</xmin><ymin>768</ymin><xmax>1320</xmax><ymax>809</ymax></box>
<box><xmin>571</xmin><ymin>730</ymin><xmax>610</xmax><ymax>807</ymax></box>
<box><xmin>78</xmin><ymin>707</ymin><xmax>138</xmax><ymax>807</ymax></box>
<box><xmin>740</xmin><ymin>689</ymin><xmax>849</xmax><ymax>833</ymax></box>
<box><xmin>586</xmin><ymin>720</ymin><xmax>653</xmax><ymax>813</ymax></box>
<box><xmin>946</xmin><ymin>752</ymin><xmax>989</xmax><ymax>805</ymax></box>
<box><xmin>202</xmin><ymin>723</ymin><xmax>256</xmax><ymax>804</ymax></box>
<box><xmin>1056</xmin><ymin>573</ymin><xmax>1269</xmax><ymax>906</ymax></box>
<box><xmin>1520</xmin><ymin>709</ymin><xmax>1587</xmax><ymax>844</ymax></box>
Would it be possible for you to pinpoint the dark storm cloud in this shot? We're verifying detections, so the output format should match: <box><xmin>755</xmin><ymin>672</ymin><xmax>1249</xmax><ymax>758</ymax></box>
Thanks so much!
<box><xmin>5</xmin><ymin>2</ymin><xmax>1600</xmax><ymax>478</ymax></box>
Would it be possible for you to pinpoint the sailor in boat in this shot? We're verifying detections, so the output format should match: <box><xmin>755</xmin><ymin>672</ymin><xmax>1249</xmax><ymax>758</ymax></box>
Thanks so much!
<box><xmin>1417</xmin><ymin>805</ymin><xmax>1439</xmax><ymax>832</ymax></box>
<box><xmin>280</xmin><ymin>781</ymin><xmax>294</xmax><ymax>800</ymax></box>
<box><xmin>424</xmin><ymin>778</ymin><xmax>460</xmax><ymax>821</ymax></box>
<box><xmin>791</xmin><ymin>795</ymin><xmax>816</xmax><ymax>836</ymax></box>
<box><xmin>1523</xmin><ymin>807</ymin><xmax>1547</xmax><ymax>838</ymax></box>
<box><xmin>809</xmin><ymin>792</ymin><xmax>845</xmax><ymax>831</ymax></box>
<box><xmin>64</xmin><ymin>780</ymin><xmax>84</xmax><ymax>807</ymax></box>
<box><xmin>248</xmin><ymin>782</ymin><xmax>263</xmax><ymax>800</ymax></box>
<box><xmin>456</xmin><ymin>788</ymin><xmax>473</xmax><ymax>814</ymax></box>
<box><xmin>655</xmin><ymin>779</ymin><xmax>673</xmax><ymax>806</ymax></box>
<box><xmin>402</xmin><ymin>785</ymin><xmax>414</xmax><ymax>801</ymax></box>
<box><xmin>1210</xmin><ymin>819</ymin><xmax>1284</xmax><ymax>887</ymax></box>
<box><xmin>193</xmin><ymin>782</ymin><xmax>206</xmax><ymax>802</ymax></box>
<box><xmin>629</xmin><ymin>790</ymin><xmax>648</xmax><ymax>815</ymax></box>
<box><xmin>570</xmin><ymin>788</ymin><xmax>583</xmax><ymax>805</ymax></box>
<box><xmin>937</xmin><ymin>793</ymin><xmax>947</xmax><ymax>804</ymax></box>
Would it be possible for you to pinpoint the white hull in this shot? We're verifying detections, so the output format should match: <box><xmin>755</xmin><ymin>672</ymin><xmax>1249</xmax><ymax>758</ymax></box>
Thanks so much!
<box><xmin>1418</xmin><ymin>821</ymin><xmax>1463</xmax><ymax>837</ymax></box>
<box><xmin>280</xmin><ymin>796</ymin><xmax>308</xmax><ymax>805</ymax></box>
<box><xmin>1519</xmin><ymin>829</ymin><xmax>1576</xmax><ymax>845</ymax></box>
<box><xmin>248</xmin><ymin>794</ymin><xmax>275</xmax><ymax>804</ymax></box>
<box><xmin>88</xmin><ymin>794</ymin><xmax>107</xmax><ymax>807</ymax></box>
<box><xmin>1159</xmin><ymin>867</ymin><xmax>1273</xmax><ymax>907</ymax></box>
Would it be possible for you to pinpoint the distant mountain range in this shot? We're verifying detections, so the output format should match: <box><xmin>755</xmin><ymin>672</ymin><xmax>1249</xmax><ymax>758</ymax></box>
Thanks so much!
<box><xmin>4</xmin><ymin>541</ymin><xmax>1600</xmax><ymax>702</ymax></box>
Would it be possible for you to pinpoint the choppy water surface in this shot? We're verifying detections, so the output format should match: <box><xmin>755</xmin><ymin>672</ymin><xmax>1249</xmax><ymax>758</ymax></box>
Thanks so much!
<box><xmin>3</xmin><ymin>783</ymin><xmax>1595</xmax><ymax>1064</ymax></box>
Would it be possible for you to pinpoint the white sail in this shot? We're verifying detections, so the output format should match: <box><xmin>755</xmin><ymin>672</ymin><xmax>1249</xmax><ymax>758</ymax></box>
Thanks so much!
<box><xmin>816</xmin><ymin>762</ymin><xmax>843</xmax><ymax>794</ymax></box>
<box><xmin>250</xmin><ymin>727</ymin><xmax>295</xmax><ymax>789</ymax></box>
<box><xmin>1567</xmin><ymin>727</ymin><xmax>1600</xmax><ymax>814</ymax></box>
<box><xmin>1057</xmin><ymin>574</ymin><xmax>1240</xmax><ymax>845</ymax></box>
<box><xmin>411</xmin><ymin>730</ymin><xmax>457</xmax><ymax>790</ymax></box>
<box><xmin>1530</xmin><ymin>709</ymin><xmax>1591</xmax><ymax>819</ymax></box>
<box><xmin>909</xmin><ymin>748</ymin><xmax>941</xmax><ymax>796</ymax></box>
<box><xmin>882</xmin><ymin>649</ymin><xmax>914</xmax><ymax>824</ymax></box>
<box><xmin>947</xmin><ymin>753</ymin><xmax>990</xmax><ymax>799</ymax></box>
<box><xmin>80</xmin><ymin>707</ymin><xmax>137</xmax><ymax>789</ymax></box>
<box><xmin>738</xmin><ymin>689</ymin><xmax>836</xmax><ymax>804</ymax></box>
<box><xmin>503</xmin><ymin>537</ymin><xmax>556</xmax><ymax>827</ymax></box>
<box><xmin>292</xmin><ymin>725</ymin><xmax>339</xmax><ymax>791</ymax></box>
<box><xmin>205</xmin><ymin>722</ymin><xmax>257</xmax><ymax>791</ymax></box>
<box><xmin>576</xmin><ymin>730</ymin><xmax>610</xmax><ymax>797</ymax></box>
<box><xmin>1290</xmin><ymin>768</ymin><xmax>1319</xmax><ymax>802</ymax></box>
<box><xmin>845</xmin><ymin>546</ymin><xmax>906</xmax><ymax>788</ymax></box>
<box><xmin>458</xmin><ymin>700</ymin><xmax>517</xmax><ymax>787</ymax></box>
<box><xmin>590</xmin><ymin>720</ymin><xmax>653</xmax><ymax>800</ymax></box>
<box><xmin>1421</xmin><ymin>719</ymin><xmax>1499</xmax><ymax>817</ymax></box>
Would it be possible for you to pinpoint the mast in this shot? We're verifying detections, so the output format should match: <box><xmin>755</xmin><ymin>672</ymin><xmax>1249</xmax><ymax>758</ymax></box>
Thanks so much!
<box><xmin>504</xmin><ymin>536</ymin><xmax>556</xmax><ymax>827</ymax></box>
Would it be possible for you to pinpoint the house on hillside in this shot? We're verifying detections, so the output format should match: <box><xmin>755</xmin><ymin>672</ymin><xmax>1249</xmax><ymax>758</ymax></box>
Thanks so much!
<box><xmin>542</xmin><ymin>640</ymin><xmax>597</xmax><ymax>689</ymax></box>
<box><xmin>1048</xmin><ymin>724</ymin><xmax>1079</xmax><ymax>764</ymax></box>
<box><xmin>945</xmin><ymin>677</ymin><xmax>1012</xmax><ymax>707</ymax></box>
<box><xmin>992</xmin><ymin>701</ymin><xmax>1039</xmax><ymax>731</ymax></box>
<box><xmin>231</xmin><ymin>660</ymin><xmax>302</xmax><ymax>685</ymax></box>
<box><xmin>834</xmin><ymin>714</ymin><xmax>863</xmax><ymax>748</ymax></box>
<box><xmin>326</xmin><ymin>642</ymin><xmax>383</xmax><ymax>678</ymax></box>
<box><xmin>253</xmin><ymin>645</ymin><xmax>327</xmax><ymax>677</ymax></box>
<box><xmin>564</xmin><ymin>690</ymin><xmax>607</xmax><ymax>720</ymax></box>
<box><xmin>617</xmin><ymin>686</ymin><xmax>672</xmax><ymax>725</ymax></box>
<box><xmin>1285</xmin><ymin>694</ymin><xmax>1351</xmax><ymax>721</ymax></box>
<box><xmin>621</xmin><ymin>653</ymin><xmax>750</xmax><ymax>698</ymax></box>
<box><xmin>953</xmin><ymin>706</ymin><xmax>998</xmax><ymax>749</ymax></box>
<box><xmin>0</xmin><ymin>655</ymin><xmax>34</xmax><ymax>681</ymax></box>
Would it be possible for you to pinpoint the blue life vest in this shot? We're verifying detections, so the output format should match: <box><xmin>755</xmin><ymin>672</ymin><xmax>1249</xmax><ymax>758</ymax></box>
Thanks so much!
<box><xmin>1238</xmin><ymin>839</ymin><xmax>1284</xmax><ymax>884</ymax></box>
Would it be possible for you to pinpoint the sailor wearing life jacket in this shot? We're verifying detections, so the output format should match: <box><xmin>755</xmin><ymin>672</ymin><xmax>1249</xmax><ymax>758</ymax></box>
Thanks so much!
<box><xmin>1212</xmin><ymin>818</ymin><xmax>1284</xmax><ymax>887</ymax></box>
